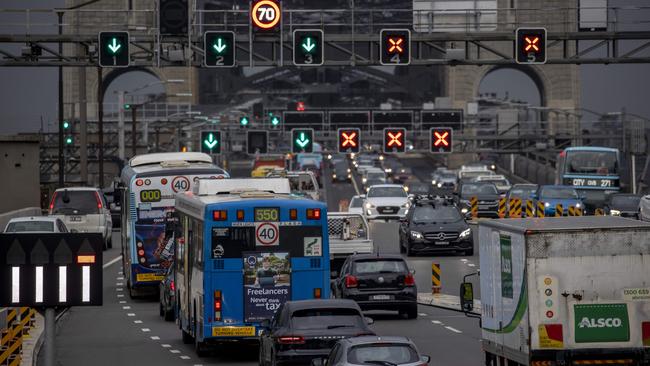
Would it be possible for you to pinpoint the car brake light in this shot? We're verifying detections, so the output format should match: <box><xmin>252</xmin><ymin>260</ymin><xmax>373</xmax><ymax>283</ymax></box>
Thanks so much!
<box><xmin>49</xmin><ymin>192</ymin><xmax>58</xmax><ymax>213</ymax></box>
<box><xmin>94</xmin><ymin>191</ymin><xmax>103</xmax><ymax>209</ymax></box>
<box><xmin>170</xmin><ymin>280</ymin><xmax>175</xmax><ymax>292</ymax></box>
<box><xmin>278</xmin><ymin>336</ymin><xmax>305</xmax><ymax>344</ymax></box>
<box><xmin>345</xmin><ymin>275</ymin><xmax>358</xmax><ymax>288</ymax></box>
<box><xmin>306</xmin><ymin>208</ymin><xmax>321</xmax><ymax>220</ymax></box>
<box><xmin>404</xmin><ymin>274</ymin><xmax>415</xmax><ymax>287</ymax></box>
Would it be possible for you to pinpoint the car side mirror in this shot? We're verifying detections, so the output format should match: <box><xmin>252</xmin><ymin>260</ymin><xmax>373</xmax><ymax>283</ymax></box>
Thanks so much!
<box><xmin>365</xmin><ymin>316</ymin><xmax>374</xmax><ymax>325</ymax></box>
<box><xmin>460</xmin><ymin>282</ymin><xmax>474</xmax><ymax>313</ymax></box>
<box><xmin>311</xmin><ymin>358</ymin><xmax>326</xmax><ymax>366</ymax></box>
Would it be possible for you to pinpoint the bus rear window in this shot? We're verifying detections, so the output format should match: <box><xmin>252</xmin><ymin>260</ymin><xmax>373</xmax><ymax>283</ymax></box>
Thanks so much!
<box><xmin>211</xmin><ymin>226</ymin><xmax>323</xmax><ymax>259</ymax></box>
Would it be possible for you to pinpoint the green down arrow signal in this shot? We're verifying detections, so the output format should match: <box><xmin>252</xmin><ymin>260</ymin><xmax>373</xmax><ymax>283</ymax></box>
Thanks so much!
<box><xmin>296</xmin><ymin>132</ymin><xmax>310</xmax><ymax>148</ymax></box>
<box><xmin>302</xmin><ymin>37</ymin><xmax>316</xmax><ymax>53</ymax></box>
<box><xmin>108</xmin><ymin>38</ymin><xmax>122</xmax><ymax>54</ymax></box>
<box><xmin>213</xmin><ymin>38</ymin><xmax>227</xmax><ymax>54</ymax></box>
<box><xmin>204</xmin><ymin>133</ymin><xmax>218</xmax><ymax>149</ymax></box>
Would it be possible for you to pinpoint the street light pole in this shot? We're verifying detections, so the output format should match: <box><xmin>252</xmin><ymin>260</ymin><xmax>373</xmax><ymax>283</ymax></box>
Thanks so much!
<box><xmin>132</xmin><ymin>106</ymin><xmax>137</xmax><ymax>157</ymax></box>
<box><xmin>57</xmin><ymin>11</ymin><xmax>64</xmax><ymax>188</ymax></box>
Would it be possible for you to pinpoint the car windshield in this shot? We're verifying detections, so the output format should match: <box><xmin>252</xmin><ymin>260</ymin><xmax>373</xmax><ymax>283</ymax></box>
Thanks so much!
<box><xmin>353</xmin><ymin>259</ymin><xmax>407</xmax><ymax>274</ymax></box>
<box><xmin>441</xmin><ymin>173</ymin><xmax>456</xmax><ymax>180</ymax></box>
<box><xmin>290</xmin><ymin>308</ymin><xmax>364</xmax><ymax>330</ymax></box>
<box><xmin>408</xmin><ymin>184</ymin><xmax>430</xmax><ymax>194</ymax></box>
<box><xmin>367</xmin><ymin>187</ymin><xmax>407</xmax><ymax>198</ymax></box>
<box><xmin>510</xmin><ymin>187</ymin><xmax>536</xmax><ymax>199</ymax></box>
<box><xmin>349</xmin><ymin>197</ymin><xmax>363</xmax><ymax>208</ymax></box>
<box><xmin>5</xmin><ymin>221</ymin><xmax>54</xmax><ymax>232</ymax></box>
<box><xmin>52</xmin><ymin>190</ymin><xmax>100</xmax><ymax>215</ymax></box>
<box><xmin>412</xmin><ymin>206</ymin><xmax>462</xmax><ymax>223</ymax></box>
<box><xmin>288</xmin><ymin>175</ymin><xmax>316</xmax><ymax>192</ymax></box>
<box><xmin>348</xmin><ymin>344</ymin><xmax>419</xmax><ymax>365</ymax></box>
<box><xmin>541</xmin><ymin>187</ymin><xmax>578</xmax><ymax>199</ymax></box>
<box><xmin>367</xmin><ymin>172</ymin><xmax>385</xmax><ymax>180</ymax></box>
<box><xmin>461</xmin><ymin>184</ymin><xmax>498</xmax><ymax>195</ymax></box>
<box><xmin>566</xmin><ymin>151</ymin><xmax>618</xmax><ymax>176</ymax></box>
<box><xmin>485</xmin><ymin>179</ymin><xmax>509</xmax><ymax>186</ymax></box>
<box><xmin>461</xmin><ymin>171</ymin><xmax>490</xmax><ymax>179</ymax></box>
<box><xmin>334</xmin><ymin>165</ymin><xmax>349</xmax><ymax>173</ymax></box>
<box><xmin>610</xmin><ymin>195</ymin><xmax>641</xmax><ymax>208</ymax></box>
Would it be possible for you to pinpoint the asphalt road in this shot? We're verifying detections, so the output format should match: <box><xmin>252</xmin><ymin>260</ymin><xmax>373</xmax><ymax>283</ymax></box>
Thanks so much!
<box><xmin>41</xmin><ymin>234</ymin><xmax>483</xmax><ymax>366</ymax></box>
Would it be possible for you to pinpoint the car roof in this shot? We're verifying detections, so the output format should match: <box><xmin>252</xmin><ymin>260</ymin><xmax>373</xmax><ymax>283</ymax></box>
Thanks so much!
<box><xmin>342</xmin><ymin>336</ymin><xmax>413</xmax><ymax>346</ymax></box>
<box><xmin>368</xmin><ymin>184</ymin><xmax>403</xmax><ymax>188</ymax></box>
<box><xmin>286</xmin><ymin>299</ymin><xmax>360</xmax><ymax>311</ymax></box>
<box><xmin>54</xmin><ymin>186</ymin><xmax>100</xmax><ymax>192</ymax></box>
<box><xmin>7</xmin><ymin>216</ymin><xmax>59</xmax><ymax>223</ymax></box>
<box><xmin>512</xmin><ymin>184</ymin><xmax>537</xmax><ymax>188</ymax></box>
<box><xmin>348</xmin><ymin>253</ymin><xmax>406</xmax><ymax>261</ymax></box>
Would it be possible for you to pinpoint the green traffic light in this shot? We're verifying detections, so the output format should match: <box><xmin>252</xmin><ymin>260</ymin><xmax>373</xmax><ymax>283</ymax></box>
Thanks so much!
<box><xmin>123</xmin><ymin>104</ymin><xmax>131</xmax><ymax>110</ymax></box>
<box><xmin>107</xmin><ymin>37</ymin><xmax>122</xmax><ymax>55</ymax></box>
<box><xmin>301</xmin><ymin>37</ymin><xmax>317</xmax><ymax>54</ymax></box>
<box><xmin>271</xmin><ymin>116</ymin><xmax>280</xmax><ymax>126</ymax></box>
<box><xmin>63</xmin><ymin>120</ymin><xmax>70</xmax><ymax>129</ymax></box>
<box><xmin>212</xmin><ymin>38</ymin><xmax>227</xmax><ymax>54</ymax></box>
<box><xmin>240</xmin><ymin>116</ymin><xmax>249</xmax><ymax>126</ymax></box>
<box><xmin>203</xmin><ymin>133</ymin><xmax>218</xmax><ymax>149</ymax></box>
<box><xmin>65</xmin><ymin>136</ymin><xmax>73</xmax><ymax>145</ymax></box>
<box><xmin>295</xmin><ymin>132</ymin><xmax>310</xmax><ymax>148</ymax></box>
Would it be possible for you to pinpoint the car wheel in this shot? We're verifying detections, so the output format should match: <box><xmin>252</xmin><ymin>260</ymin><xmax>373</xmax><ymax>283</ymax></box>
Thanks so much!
<box><xmin>405</xmin><ymin>304</ymin><xmax>418</xmax><ymax>319</ymax></box>
<box><xmin>195</xmin><ymin>336</ymin><xmax>209</xmax><ymax>357</ymax></box>
<box><xmin>405</xmin><ymin>242</ymin><xmax>414</xmax><ymax>257</ymax></box>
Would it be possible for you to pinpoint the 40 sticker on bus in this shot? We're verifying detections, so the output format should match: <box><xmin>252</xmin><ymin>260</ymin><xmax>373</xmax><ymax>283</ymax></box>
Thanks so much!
<box><xmin>255</xmin><ymin>222</ymin><xmax>279</xmax><ymax>246</ymax></box>
<box><xmin>171</xmin><ymin>176</ymin><xmax>191</xmax><ymax>193</ymax></box>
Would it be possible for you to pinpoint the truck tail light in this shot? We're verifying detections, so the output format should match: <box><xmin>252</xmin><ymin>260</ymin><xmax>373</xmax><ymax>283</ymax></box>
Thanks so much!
<box><xmin>404</xmin><ymin>274</ymin><xmax>415</xmax><ymax>287</ymax></box>
<box><xmin>236</xmin><ymin>210</ymin><xmax>244</xmax><ymax>221</ymax></box>
<box><xmin>278</xmin><ymin>335</ymin><xmax>305</xmax><ymax>344</ymax></box>
<box><xmin>306</xmin><ymin>208</ymin><xmax>321</xmax><ymax>220</ymax></box>
<box><xmin>214</xmin><ymin>290</ymin><xmax>222</xmax><ymax>321</ymax></box>
<box><xmin>345</xmin><ymin>275</ymin><xmax>358</xmax><ymax>288</ymax></box>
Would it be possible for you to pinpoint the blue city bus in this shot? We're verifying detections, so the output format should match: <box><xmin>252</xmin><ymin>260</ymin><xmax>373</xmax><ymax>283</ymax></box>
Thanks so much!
<box><xmin>173</xmin><ymin>178</ymin><xmax>329</xmax><ymax>355</ymax></box>
<box><xmin>556</xmin><ymin>146</ymin><xmax>621</xmax><ymax>211</ymax></box>
<box><xmin>119</xmin><ymin>152</ymin><xmax>228</xmax><ymax>298</ymax></box>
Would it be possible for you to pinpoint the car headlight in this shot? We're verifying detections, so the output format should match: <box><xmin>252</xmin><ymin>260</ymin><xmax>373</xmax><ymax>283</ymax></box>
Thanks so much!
<box><xmin>366</xmin><ymin>209</ymin><xmax>372</xmax><ymax>215</ymax></box>
<box><xmin>432</xmin><ymin>180</ymin><xmax>437</xmax><ymax>185</ymax></box>
<box><xmin>461</xmin><ymin>208</ymin><xmax>468</xmax><ymax>214</ymax></box>
<box><xmin>365</xmin><ymin>202</ymin><xmax>375</xmax><ymax>209</ymax></box>
<box><xmin>401</xmin><ymin>202</ymin><xmax>411</xmax><ymax>208</ymax></box>
<box><xmin>332</xmin><ymin>174</ymin><xmax>337</xmax><ymax>178</ymax></box>
<box><xmin>490</xmin><ymin>164</ymin><xmax>496</xmax><ymax>170</ymax></box>
<box><xmin>410</xmin><ymin>231</ymin><xmax>423</xmax><ymax>240</ymax></box>
<box><xmin>610</xmin><ymin>209</ymin><xmax>621</xmax><ymax>216</ymax></box>
<box><xmin>385</xmin><ymin>168</ymin><xmax>392</xmax><ymax>173</ymax></box>
<box><xmin>575</xmin><ymin>203</ymin><xmax>582</xmax><ymax>209</ymax></box>
<box><xmin>404</xmin><ymin>186</ymin><xmax>409</xmax><ymax>192</ymax></box>
<box><xmin>362</xmin><ymin>178</ymin><xmax>367</xmax><ymax>183</ymax></box>
<box><xmin>437</xmin><ymin>183</ymin><xmax>442</xmax><ymax>188</ymax></box>
<box><xmin>347</xmin><ymin>168</ymin><xmax>351</xmax><ymax>173</ymax></box>
<box><xmin>327</xmin><ymin>154</ymin><xmax>332</xmax><ymax>160</ymax></box>
<box><xmin>544</xmin><ymin>202</ymin><xmax>550</xmax><ymax>207</ymax></box>
<box><xmin>347</xmin><ymin>174</ymin><xmax>352</xmax><ymax>179</ymax></box>
<box><xmin>459</xmin><ymin>228</ymin><xmax>471</xmax><ymax>239</ymax></box>
<box><xmin>379</xmin><ymin>155</ymin><xmax>384</xmax><ymax>161</ymax></box>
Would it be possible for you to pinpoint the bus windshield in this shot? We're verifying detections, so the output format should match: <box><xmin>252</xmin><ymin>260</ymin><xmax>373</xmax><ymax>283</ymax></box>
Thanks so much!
<box><xmin>566</xmin><ymin>151</ymin><xmax>618</xmax><ymax>176</ymax></box>
<box><xmin>541</xmin><ymin>187</ymin><xmax>579</xmax><ymax>199</ymax></box>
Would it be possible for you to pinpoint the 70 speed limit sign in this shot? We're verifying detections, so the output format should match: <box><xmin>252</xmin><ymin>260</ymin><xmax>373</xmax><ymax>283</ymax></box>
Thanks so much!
<box><xmin>255</xmin><ymin>222</ymin><xmax>279</xmax><ymax>246</ymax></box>
<box><xmin>251</xmin><ymin>0</ymin><xmax>281</xmax><ymax>30</ymax></box>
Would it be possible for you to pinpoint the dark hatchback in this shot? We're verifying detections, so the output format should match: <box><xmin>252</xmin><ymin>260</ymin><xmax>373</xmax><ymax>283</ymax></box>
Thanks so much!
<box><xmin>332</xmin><ymin>162</ymin><xmax>352</xmax><ymax>183</ymax></box>
<box><xmin>332</xmin><ymin>254</ymin><xmax>417</xmax><ymax>319</ymax></box>
<box><xmin>457</xmin><ymin>182</ymin><xmax>500</xmax><ymax>218</ymax></box>
<box><xmin>605</xmin><ymin>193</ymin><xmax>641</xmax><ymax>218</ymax></box>
<box><xmin>399</xmin><ymin>199</ymin><xmax>473</xmax><ymax>256</ymax></box>
<box><xmin>259</xmin><ymin>299</ymin><xmax>375</xmax><ymax>366</ymax></box>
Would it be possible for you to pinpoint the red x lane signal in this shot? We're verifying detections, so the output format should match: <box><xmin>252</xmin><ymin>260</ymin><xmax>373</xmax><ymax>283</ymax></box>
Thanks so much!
<box><xmin>383</xmin><ymin>128</ymin><xmax>406</xmax><ymax>153</ymax></box>
<box><xmin>380</xmin><ymin>29</ymin><xmax>410</xmax><ymax>65</ymax></box>
<box><xmin>516</xmin><ymin>27</ymin><xmax>546</xmax><ymax>64</ymax></box>
<box><xmin>388</xmin><ymin>37</ymin><xmax>404</xmax><ymax>54</ymax></box>
<box><xmin>338</xmin><ymin>128</ymin><xmax>361</xmax><ymax>153</ymax></box>
<box><xmin>524</xmin><ymin>36</ymin><xmax>540</xmax><ymax>52</ymax></box>
<box><xmin>430</xmin><ymin>127</ymin><xmax>453</xmax><ymax>154</ymax></box>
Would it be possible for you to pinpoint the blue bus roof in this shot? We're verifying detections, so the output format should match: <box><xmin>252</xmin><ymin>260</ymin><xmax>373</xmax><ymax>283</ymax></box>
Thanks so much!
<box><xmin>563</xmin><ymin>146</ymin><xmax>619</xmax><ymax>153</ymax></box>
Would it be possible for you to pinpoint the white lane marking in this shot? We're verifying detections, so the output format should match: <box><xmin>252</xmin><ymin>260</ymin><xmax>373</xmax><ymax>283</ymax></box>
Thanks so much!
<box><xmin>350</xmin><ymin>172</ymin><xmax>361</xmax><ymax>195</ymax></box>
<box><xmin>468</xmin><ymin>263</ymin><xmax>476</xmax><ymax>267</ymax></box>
<box><xmin>460</xmin><ymin>258</ymin><xmax>468</xmax><ymax>262</ymax></box>
<box><xmin>116</xmin><ymin>288</ymin><xmax>123</xmax><ymax>292</ymax></box>
<box><xmin>418</xmin><ymin>313</ymin><xmax>427</xmax><ymax>317</ymax></box>
<box><xmin>127</xmin><ymin>313</ymin><xmax>136</xmax><ymax>317</ymax></box>
<box><xmin>141</xmin><ymin>328</ymin><xmax>151</xmax><ymax>332</ymax></box>
<box><xmin>116</xmin><ymin>282</ymin><xmax>123</xmax><ymax>286</ymax></box>
<box><xmin>119</xmin><ymin>301</ymin><xmax>126</xmax><ymax>304</ymax></box>
<box><xmin>431</xmin><ymin>320</ymin><xmax>443</xmax><ymax>325</ymax></box>
<box><xmin>103</xmin><ymin>255</ymin><xmax>122</xmax><ymax>269</ymax></box>
<box><xmin>180</xmin><ymin>356</ymin><xmax>191</xmax><ymax>360</ymax></box>
<box><xmin>117</xmin><ymin>294</ymin><xmax>124</xmax><ymax>298</ymax></box>
<box><xmin>134</xmin><ymin>320</ymin><xmax>143</xmax><ymax>324</ymax></box>
<box><xmin>445</xmin><ymin>326</ymin><xmax>462</xmax><ymax>334</ymax></box>
<box><xmin>162</xmin><ymin>344</ymin><xmax>172</xmax><ymax>348</ymax></box>
<box><xmin>170</xmin><ymin>349</ymin><xmax>181</xmax><ymax>354</ymax></box>
<box><xmin>117</xmin><ymin>277</ymin><xmax>124</xmax><ymax>280</ymax></box>
<box><xmin>150</xmin><ymin>336</ymin><xmax>160</xmax><ymax>340</ymax></box>
<box><xmin>122</xmin><ymin>306</ymin><xmax>131</xmax><ymax>310</ymax></box>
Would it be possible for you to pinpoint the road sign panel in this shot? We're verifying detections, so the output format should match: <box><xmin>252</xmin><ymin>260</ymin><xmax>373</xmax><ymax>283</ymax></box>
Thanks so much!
<box><xmin>430</xmin><ymin>127</ymin><xmax>453</xmax><ymax>154</ymax></box>
<box><xmin>251</xmin><ymin>0</ymin><xmax>281</xmax><ymax>31</ymax></box>
<box><xmin>204</xmin><ymin>31</ymin><xmax>235</xmax><ymax>67</ymax></box>
<box><xmin>380</xmin><ymin>29</ymin><xmax>411</xmax><ymax>65</ymax></box>
<box><xmin>200</xmin><ymin>130</ymin><xmax>221</xmax><ymax>154</ymax></box>
<box><xmin>247</xmin><ymin>130</ymin><xmax>269</xmax><ymax>154</ymax></box>
<box><xmin>98</xmin><ymin>31</ymin><xmax>130</xmax><ymax>67</ymax></box>
<box><xmin>383</xmin><ymin>128</ymin><xmax>406</xmax><ymax>153</ymax></box>
<box><xmin>255</xmin><ymin>222</ymin><xmax>279</xmax><ymax>246</ymax></box>
<box><xmin>291</xmin><ymin>128</ymin><xmax>314</xmax><ymax>153</ymax></box>
<box><xmin>337</xmin><ymin>128</ymin><xmax>361</xmax><ymax>154</ymax></box>
<box><xmin>293</xmin><ymin>29</ymin><xmax>324</xmax><ymax>66</ymax></box>
<box><xmin>516</xmin><ymin>27</ymin><xmax>547</xmax><ymax>64</ymax></box>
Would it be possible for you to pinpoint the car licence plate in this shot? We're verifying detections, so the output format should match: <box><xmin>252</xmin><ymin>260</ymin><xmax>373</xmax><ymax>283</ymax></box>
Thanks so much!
<box><xmin>69</xmin><ymin>216</ymin><xmax>82</xmax><ymax>222</ymax></box>
<box><xmin>212</xmin><ymin>326</ymin><xmax>256</xmax><ymax>337</ymax></box>
<box><xmin>372</xmin><ymin>295</ymin><xmax>392</xmax><ymax>300</ymax></box>
<box><xmin>434</xmin><ymin>241</ymin><xmax>449</xmax><ymax>246</ymax></box>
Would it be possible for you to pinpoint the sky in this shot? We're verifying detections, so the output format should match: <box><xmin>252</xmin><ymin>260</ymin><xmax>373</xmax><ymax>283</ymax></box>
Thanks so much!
<box><xmin>0</xmin><ymin>0</ymin><xmax>649</xmax><ymax>134</ymax></box>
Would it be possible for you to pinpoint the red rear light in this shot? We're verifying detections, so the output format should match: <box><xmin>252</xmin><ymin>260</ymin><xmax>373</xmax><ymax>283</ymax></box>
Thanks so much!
<box><xmin>138</xmin><ymin>249</ymin><xmax>145</xmax><ymax>256</ymax></box>
<box><xmin>136</xmin><ymin>179</ymin><xmax>144</xmax><ymax>186</ymax></box>
<box><xmin>278</xmin><ymin>336</ymin><xmax>305</xmax><ymax>344</ymax></box>
<box><xmin>215</xmin><ymin>300</ymin><xmax>222</xmax><ymax>310</ymax></box>
<box><xmin>404</xmin><ymin>274</ymin><xmax>415</xmax><ymax>287</ymax></box>
<box><xmin>49</xmin><ymin>192</ymin><xmax>58</xmax><ymax>213</ymax></box>
<box><xmin>170</xmin><ymin>280</ymin><xmax>175</xmax><ymax>292</ymax></box>
<box><xmin>213</xmin><ymin>210</ymin><xmax>227</xmax><ymax>221</ymax></box>
<box><xmin>214</xmin><ymin>290</ymin><xmax>222</xmax><ymax>321</ymax></box>
<box><xmin>94</xmin><ymin>191</ymin><xmax>103</xmax><ymax>209</ymax></box>
<box><xmin>345</xmin><ymin>275</ymin><xmax>358</xmax><ymax>288</ymax></box>
<box><xmin>306</xmin><ymin>208</ymin><xmax>321</xmax><ymax>220</ymax></box>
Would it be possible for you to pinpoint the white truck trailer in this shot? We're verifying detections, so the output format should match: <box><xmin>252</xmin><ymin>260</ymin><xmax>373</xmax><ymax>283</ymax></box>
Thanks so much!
<box><xmin>461</xmin><ymin>216</ymin><xmax>650</xmax><ymax>366</ymax></box>
<box><xmin>327</xmin><ymin>212</ymin><xmax>373</xmax><ymax>277</ymax></box>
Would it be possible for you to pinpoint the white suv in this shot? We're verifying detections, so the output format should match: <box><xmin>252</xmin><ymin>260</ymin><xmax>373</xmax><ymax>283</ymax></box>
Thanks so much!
<box><xmin>49</xmin><ymin>187</ymin><xmax>113</xmax><ymax>250</ymax></box>
<box><xmin>364</xmin><ymin>184</ymin><xmax>410</xmax><ymax>220</ymax></box>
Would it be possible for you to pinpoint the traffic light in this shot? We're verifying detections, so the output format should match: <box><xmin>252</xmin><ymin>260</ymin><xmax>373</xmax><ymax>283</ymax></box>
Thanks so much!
<box><xmin>63</xmin><ymin>120</ymin><xmax>73</xmax><ymax>146</ymax></box>
<box><xmin>270</xmin><ymin>115</ymin><xmax>281</xmax><ymax>127</ymax></box>
<box><xmin>293</xmin><ymin>29</ymin><xmax>324</xmax><ymax>66</ymax></box>
<box><xmin>247</xmin><ymin>130</ymin><xmax>269</xmax><ymax>154</ymax></box>
<box><xmin>383</xmin><ymin>128</ymin><xmax>406</xmax><ymax>153</ymax></box>
<box><xmin>204</xmin><ymin>31</ymin><xmax>235</xmax><ymax>67</ymax></box>
<box><xmin>291</xmin><ymin>128</ymin><xmax>314</xmax><ymax>153</ymax></box>
<box><xmin>515</xmin><ymin>27</ymin><xmax>547</xmax><ymax>64</ymax></box>
<box><xmin>239</xmin><ymin>116</ymin><xmax>250</xmax><ymax>127</ymax></box>
<box><xmin>253</xmin><ymin>102</ymin><xmax>264</xmax><ymax>120</ymax></box>
<box><xmin>380</xmin><ymin>29</ymin><xmax>410</xmax><ymax>65</ymax></box>
<box><xmin>337</xmin><ymin>128</ymin><xmax>361</xmax><ymax>154</ymax></box>
<box><xmin>159</xmin><ymin>0</ymin><xmax>188</xmax><ymax>35</ymax></box>
<box><xmin>98</xmin><ymin>31</ymin><xmax>129</xmax><ymax>67</ymax></box>
<box><xmin>200</xmin><ymin>130</ymin><xmax>221</xmax><ymax>154</ymax></box>
<box><xmin>430</xmin><ymin>127</ymin><xmax>453</xmax><ymax>154</ymax></box>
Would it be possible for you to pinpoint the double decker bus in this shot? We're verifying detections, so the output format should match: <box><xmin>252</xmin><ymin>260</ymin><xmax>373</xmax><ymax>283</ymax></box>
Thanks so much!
<box><xmin>173</xmin><ymin>178</ymin><xmax>329</xmax><ymax>356</ymax></box>
<box><xmin>119</xmin><ymin>152</ymin><xmax>228</xmax><ymax>297</ymax></box>
<box><xmin>556</xmin><ymin>146</ymin><xmax>621</xmax><ymax>211</ymax></box>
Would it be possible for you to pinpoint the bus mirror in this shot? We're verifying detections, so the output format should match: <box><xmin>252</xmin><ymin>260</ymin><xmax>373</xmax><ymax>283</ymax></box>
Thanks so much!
<box><xmin>460</xmin><ymin>282</ymin><xmax>474</xmax><ymax>313</ymax></box>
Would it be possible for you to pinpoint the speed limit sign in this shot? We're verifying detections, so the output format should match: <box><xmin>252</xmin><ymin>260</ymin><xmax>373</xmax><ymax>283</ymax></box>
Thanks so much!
<box><xmin>251</xmin><ymin>0</ymin><xmax>281</xmax><ymax>30</ymax></box>
<box><xmin>255</xmin><ymin>222</ymin><xmax>279</xmax><ymax>246</ymax></box>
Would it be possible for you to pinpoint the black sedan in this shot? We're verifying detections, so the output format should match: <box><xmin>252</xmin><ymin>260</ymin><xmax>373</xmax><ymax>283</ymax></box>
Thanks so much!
<box><xmin>259</xmin><ymin>299</ymin><xmax>375</xmax><ymax>366</ymax></box>
<box><xmin>604</xmin><ymin>193</ymin><xmax>641</xmax><ymax>219</ymax></box>
<box><xmin>332</xmin><ymin>254</ymin><xmax>417</xmax><ymax>319</ymax></box>
<box><xmin>399</xmin><ymin>198</ymin><xmax>473</xmax><ymax>256</ymax></box>
<box><xmin>331</xmin><ymin>162</ymin><xmax>352</xmax><ymax>183</ymax></box>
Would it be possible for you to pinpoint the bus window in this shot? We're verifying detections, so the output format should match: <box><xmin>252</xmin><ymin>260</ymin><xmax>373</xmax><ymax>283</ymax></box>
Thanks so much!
<box><xmin>566</xmin><ymin>151</ymin><xmax>618</xmax><ymax>175</ymax></box>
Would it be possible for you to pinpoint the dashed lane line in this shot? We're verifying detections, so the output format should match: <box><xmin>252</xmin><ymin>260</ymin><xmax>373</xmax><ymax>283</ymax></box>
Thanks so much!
<box><xmin>431</xmin><ymin>320</ymin><xmax>443</xmax><ymax>325</ymax></box>
<box><xmin>103</xmin><ymin>255</ymin><xmax>122</xmax><ymax>269</ymax></box>
<box><xmin>141</xmin><ymin>328</ymin><xmax>151</xmax><ymax>332</ymax></box>
<box><xmin>180</xmin><ymin>356</ymin><xmax>191</xmax><ymax>360</ymax></box>
<box><xmin>445</xmin><ymin>326</ymin><xmax>463</xmax><ymax>334</ymax></box>
<box><xmin>162</xmin><ymin>344</ymin><xmax>172</xmax><ymax>348</ymax></box>
<box><xmin>170</xmin><ymin>350</ymin><xmax>181</xmax><ymax>354</ymax></box>
<box><xmin>150</xmin><ymin>336</ymin><xmax>160</xmax><ymax>340</ymax></box>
